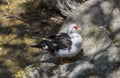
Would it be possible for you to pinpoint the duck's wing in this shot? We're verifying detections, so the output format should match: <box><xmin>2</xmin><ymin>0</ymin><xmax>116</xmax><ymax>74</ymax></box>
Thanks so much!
<box><xmin>59</xmin><ymin>37</ymin><xmax>72</xmax><ymax>52</ymax></box>
<box><xmin>50</xmin><ymin>33</ymin><xmax>72</xmax><ymax>52</ymax></box>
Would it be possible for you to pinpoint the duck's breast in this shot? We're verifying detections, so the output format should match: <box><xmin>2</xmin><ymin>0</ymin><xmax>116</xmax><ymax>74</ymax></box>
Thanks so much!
<box><xmin>55</xmin><ymin>44</ymin><xmax>79</xmax><ymax>57</ymax></box>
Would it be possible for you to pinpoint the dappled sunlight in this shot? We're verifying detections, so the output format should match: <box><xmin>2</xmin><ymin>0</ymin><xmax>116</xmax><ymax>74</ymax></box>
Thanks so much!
<box><xmin>0</xmin><ymin>0</ymin><xmax>64</xmax><ymax>78</ymax></box>
<box><xmin>0</xmin><ymin>0</ymin><xmax>119</xmax><ymax>78</ymax></box>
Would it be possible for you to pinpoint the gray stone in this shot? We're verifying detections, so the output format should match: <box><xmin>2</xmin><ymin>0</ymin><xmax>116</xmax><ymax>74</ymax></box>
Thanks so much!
<box><xmin>35</xmin><ymin>51</ymin><xmax>60</xmax><ymax>63</ymax></box>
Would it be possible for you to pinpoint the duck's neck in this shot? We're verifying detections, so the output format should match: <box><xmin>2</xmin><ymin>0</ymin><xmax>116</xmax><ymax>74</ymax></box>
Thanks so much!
<box><xmin>67</xmin><ymin>30</ymin><xmax>77</xmax><ymax>36</ymax></box>
<box><xmin>67</xmin><ymin>29</ymin><xmax>73</xmax><ymax>35</ymax></box>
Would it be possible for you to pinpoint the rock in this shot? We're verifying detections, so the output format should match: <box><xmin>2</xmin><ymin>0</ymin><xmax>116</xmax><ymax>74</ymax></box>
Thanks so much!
<box><xmin>106</xmin><ymin>63</ymin><xmax>120</xmax><ymax>78</ymax></box>
<box><xmin>35</xmin><ymin>51</ymin><xmax>60</xmax><ymax>63</ymax></box>
<box><xmin>22</xmin><ymin>0</ymin><xmax>120</xmax><ymax>78</ymax></box>
<box><xmin>109</xmin><ymin>10</ymin><xmax>120</xmax><ymax>46</ymax></box>
<box><xmin>22</xmin><ymin>63</ymin><xmax>59</xmax><ymax>78</ymax></box>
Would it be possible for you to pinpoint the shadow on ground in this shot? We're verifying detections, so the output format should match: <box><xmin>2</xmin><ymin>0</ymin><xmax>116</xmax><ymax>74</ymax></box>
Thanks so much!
<box><xmin>0</xmin><ymin>0</ymin><xmax>65</xmax><ymax>78</ymax></box>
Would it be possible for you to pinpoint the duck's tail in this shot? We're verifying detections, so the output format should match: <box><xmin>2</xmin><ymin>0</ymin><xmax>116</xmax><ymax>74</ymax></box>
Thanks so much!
<box><xmin>30</xmin><ymin>43</ymin><xmax>41</xmax><ymax>48</ymax></box>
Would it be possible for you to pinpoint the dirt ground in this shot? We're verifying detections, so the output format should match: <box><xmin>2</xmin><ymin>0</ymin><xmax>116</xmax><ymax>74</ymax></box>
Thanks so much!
<box><xmin>0</xmin><ymin>0</ymin><xmax>65</xmax><ymax>78</ymax></box>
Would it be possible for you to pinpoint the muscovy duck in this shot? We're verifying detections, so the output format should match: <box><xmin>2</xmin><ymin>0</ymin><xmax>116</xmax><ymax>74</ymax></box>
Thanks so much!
<box><xmin>30</xmin><ymin>23</ymin><xmax>83</xmax><ymax>62</ymax></box>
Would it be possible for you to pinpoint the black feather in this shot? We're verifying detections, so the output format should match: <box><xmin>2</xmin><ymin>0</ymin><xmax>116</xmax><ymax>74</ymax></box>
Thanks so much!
<box><xmin>49</xmin><ymin>33</ymin><xmax>72</xmax><ymax>52</ymax></box>
<box><xmin>30</xmin><ymin>33</ymin><xmax>72</xmax><ymax>55</ymax></box>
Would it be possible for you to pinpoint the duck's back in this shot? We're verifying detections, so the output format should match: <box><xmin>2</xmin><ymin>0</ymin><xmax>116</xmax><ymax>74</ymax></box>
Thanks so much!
<box><xmin>47</xmin><ymin>33</ymin><xmax>72</xmax><ymax>51</ymax></box>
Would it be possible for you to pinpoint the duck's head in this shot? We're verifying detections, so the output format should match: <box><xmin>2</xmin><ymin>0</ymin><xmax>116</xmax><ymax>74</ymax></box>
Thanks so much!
<box><xmin>30</xmin><ymin>40</ymin><xmax>49</xmax><ymax>50</ymax></box>
<box><xmin>67</xmin><ymin>23</ymin><xmax>81</xmax><ymax>34</ymax></box>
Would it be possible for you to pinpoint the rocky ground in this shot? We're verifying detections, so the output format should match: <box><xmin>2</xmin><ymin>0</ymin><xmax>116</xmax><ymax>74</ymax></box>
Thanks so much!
<box><xmin>0</xmin><ymin>0</ymin><xmax>120</xmax><ymax>78</ymax></box>
<box><xmin>0</xmin><ymin>0</ymin><xmax>64</xmax><ymax>78</ymax></box>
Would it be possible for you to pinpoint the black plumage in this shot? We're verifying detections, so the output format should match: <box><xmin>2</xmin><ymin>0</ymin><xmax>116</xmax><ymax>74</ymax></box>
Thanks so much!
<box><xmin>30</xmin><ymin>33</ymin><xmax>72</xmax><ymax>55</ymax></box>
<box><xmin>30</xmin><ymin>40</ymin><xmax>56</xmax><ymax>55</ymax></box>
<box><xmin>46</xmin><ymin>33</ymin><xmax>72</xmax><ymax>52</ymax></box>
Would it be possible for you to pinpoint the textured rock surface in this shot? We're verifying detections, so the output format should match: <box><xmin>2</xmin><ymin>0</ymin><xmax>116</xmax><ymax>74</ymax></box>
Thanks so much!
<box><xmin>22</xmin><ymin>0</ymin><xmax>120</xmax><ymax>78</ymax></box>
